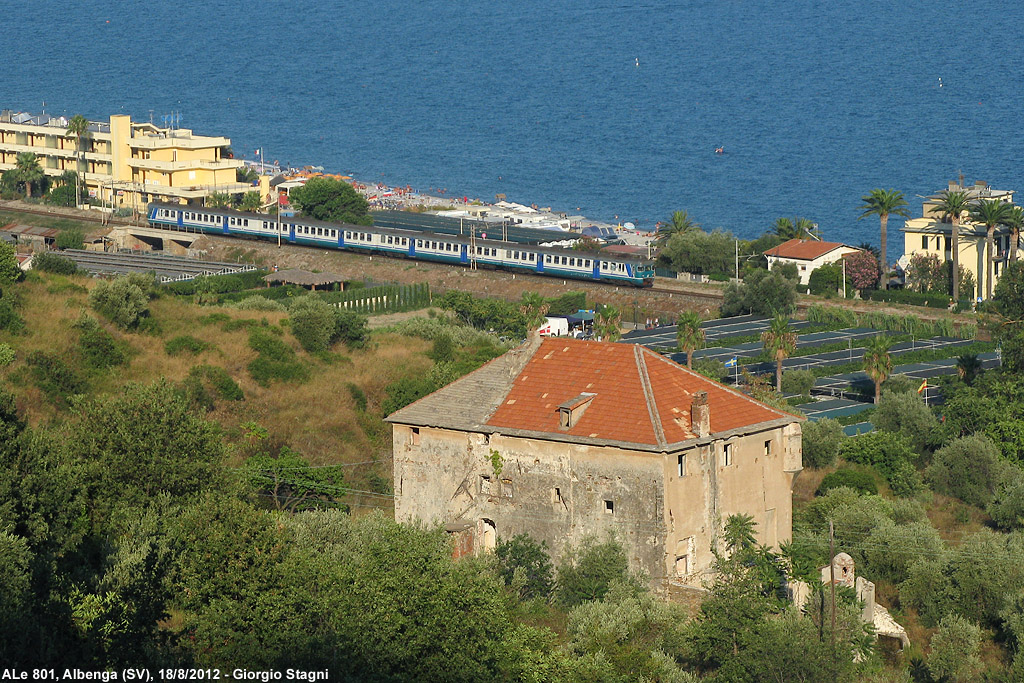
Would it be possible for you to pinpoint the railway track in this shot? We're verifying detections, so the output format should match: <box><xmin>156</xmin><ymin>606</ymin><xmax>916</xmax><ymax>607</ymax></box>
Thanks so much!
<box><xmin>2</xmin><ymin>200</ymin><xmax>730</xmax><ymax>305</ymax></box>
<box><xmin>0</xmin><ymin>201</ymin><xmax>142</xmax><ymax>227</ymax></box>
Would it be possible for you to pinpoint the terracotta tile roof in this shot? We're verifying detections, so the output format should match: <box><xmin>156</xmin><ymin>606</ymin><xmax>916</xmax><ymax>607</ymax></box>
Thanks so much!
<box><xmin>764</xmin><ymin>239</ymin><xmax>850</xmax><ymax>261</ymax></box>
<box><xmin>484</xmin><ymin>338</ymin><xmax>798</xmax><ymax>450</ymax></box>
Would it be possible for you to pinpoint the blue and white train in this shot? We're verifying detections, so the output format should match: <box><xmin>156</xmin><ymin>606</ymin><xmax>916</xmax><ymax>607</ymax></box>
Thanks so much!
<box><xmin>146</xmin><ymin>203</ymin><xmax>655</xmax><ymax>286</ymax></box>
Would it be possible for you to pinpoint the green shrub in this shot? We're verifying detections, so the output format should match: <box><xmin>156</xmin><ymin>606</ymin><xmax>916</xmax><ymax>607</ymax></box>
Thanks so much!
<box><xmin>496</xmin><ymin>534</ymin><xmax>554</xmax><ymax>600</ymax></box>
<box><xmin>429</xmin><ymin>335</ymin><xmax>455</xmax><ymax>362</ymax></box>
<box><xmin>817</xmin><ymin>468</ymin><xmax>877</xmax><ymax>496</ymax></box>
<box><xmin>165</xmin><ymin>335</ymin><xmax>211</xmax><ymax>357</ymax></box>
<box><xmin>802</xmin><ymin>418</ymin><xmax>843</xmax><ymax>468</ymax></box>
<box><xmin>26</xmin><ymin>351</ymin><xmax>86</xmax><ymax>403</ymax></box>
<box><xmin>840</xmin><ymin>431</ymin><xmax>921</xmax><ymax>496</ymax></box>
<box><xmin>179</xmin><ymin>364</ymin><xmax>244</xmax><ymax>410</ymax></box>
<box><xmin>546</xmin><ymin>291</ymin><xmax>586</xmax><ymax>316</ymax></box>
<box><xmin>54</xmin><ymin>228</ymin><xmax>84</xmax><ymax>251</ymax></box>
<box><xmin>346</xmin><ymin>383</ymin><xmax>367</xmax><ymax>412</ymax></box>
<box><xmin>928</xmin><ymin>614</ymin><xmax>983</xmax><ymax>683</ymax></box>
<box><xmin>862</xmin><ymin>519</ymin><xmax>944</xmax><ymax>585</ymax></box>
<box><xmin>721</xmin><ymin>269</ymin><xmax>796</xmax><ymax>317</ymax></box>
<box><xmin>288</xmin><ymin>296</ymin><xmax>338</xmax><ymax>352</ymax></box>
<box><xmin>556</xmin><ymin>536</ymin><xmax>640</xmax><ymax>608</ymax></box>
<box><xmin>163</xmin><ymin>270</ymin><xmax>269</xmax><ymax>296</ymax></box>
<box><xmin>880</xmin><ymin>374</ymin><xmax>918</xmax><ymax>394</ymax></box>
<box><xmin>74</xmin><ymin>315</ymin><xmax>127</xmax><ymax>369</ymax></box>
<box><xmin>0</xmin><ymin>342</ymin><xmax>14</xmax><ymax>366</ymax></box>
<box><xmin>989</xmin><ymin>479</ymin><xmax>1024</xmax><ymax>530</ymax></box>
<box><xmin>872</xmin><ymin>390</ymin><xmax>938</xmax><ymax>453</ymax></box>
<box><xmin>88</xmin><ymin>277</ymin><xmax>148</xmax><ymax>329</ymax></box>
<box><xmin>247</xmin><ymin>356</ymin><xmax>309</xmax><ymax>386</ymax></box>
<box><xmin>31</xmin><ymin>251</ymin><xmax>79</xmax><ymax>274</ymax></box>
<box><xmin>781</xmin><ymin>369</ymin><xmax>815</xmax><ymax>396</ymax></box>
<box><xmin>198</xmin><ymin>313</ymin><xmax>231</xmax><ymax>326</ymax></box>
<box><xmin>334</xmin><ymin>309</ymin><xmax>368</xmax><ymax>348</ymax></box>
<box><xmin>230</xmin><ymin>296</ymin><xmax>287</xmax><ymax>312</ymax></box>
<box><xmin>927</xmin><ymin>434</ymin><xmax>1017</xmax><ymax>508</ymax></box>
<box><xmin>246</xmin><ymin>329</ymin><xmax>308</xmax><ymax>386</ymax></box>
<box><xmin>248</xmin><ymin>328</ymin><xmax>290</xmax><ymax>356</ymax></box>
<box><xmin>693</xmin><ymin>357</ymin><xmax>727</xmax><ymax>382</ymax></box>
<box><xmin>0</xmin><ymin>299</ymin><xmax>24</xmax><ymax>333</ymax></box>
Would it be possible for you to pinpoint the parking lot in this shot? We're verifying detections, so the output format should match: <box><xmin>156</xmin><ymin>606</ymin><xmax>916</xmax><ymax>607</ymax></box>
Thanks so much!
<box><xmin>621</xmin><ymin>314</ymin><xmax>997</xmax><ymax>430</ymax></box>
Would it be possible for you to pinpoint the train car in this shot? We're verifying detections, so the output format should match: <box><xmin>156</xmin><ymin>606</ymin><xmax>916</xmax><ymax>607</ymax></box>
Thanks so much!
<box><xmin>147</xmin><ymin>203</ymin><xmax>654</xmax><ymax>286</ymax></box>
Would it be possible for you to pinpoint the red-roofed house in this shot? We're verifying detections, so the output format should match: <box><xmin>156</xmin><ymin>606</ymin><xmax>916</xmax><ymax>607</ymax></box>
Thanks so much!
<box><xmin>386</xmin><ymin>336</ymin><xmax>803</xmax><ymax>590</ymax></box>
<box><xmin>764</xmin><ymin>239</ymin><xmax>862</xmax><ymax>285</ymax></box>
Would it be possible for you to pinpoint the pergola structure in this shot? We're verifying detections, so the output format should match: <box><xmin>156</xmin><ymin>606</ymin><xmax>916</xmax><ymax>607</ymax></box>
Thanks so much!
<box><xmin>263</xmin><ymin>269</ymin><xmax>345</xmax><ymax>291</ymax></box>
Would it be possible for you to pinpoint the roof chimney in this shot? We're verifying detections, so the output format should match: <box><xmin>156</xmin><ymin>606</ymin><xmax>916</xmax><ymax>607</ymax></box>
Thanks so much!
<box><xmin>691</xmin><ymin>391</ymin><xmax>710</xmax><ymax>437</ymax></box>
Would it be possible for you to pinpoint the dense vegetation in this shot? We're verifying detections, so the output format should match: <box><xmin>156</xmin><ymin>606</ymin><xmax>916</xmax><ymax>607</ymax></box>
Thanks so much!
<box><xmin>4</xmin><ymin>240</ymin><xmax>1024</xmax><ymax>678</ymax></box>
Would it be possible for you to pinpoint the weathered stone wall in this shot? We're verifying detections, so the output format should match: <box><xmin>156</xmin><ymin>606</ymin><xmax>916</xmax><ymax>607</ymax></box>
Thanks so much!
<box><xmin>660</xmin><ymin>421</ymin><xmax>802</xmax><ymax>588</ymax></box>
<box><xmin>393</xmin><ymin>425</ymin><xmax>667</xmax><ymax>581</ymax></box>
<box><xmin>394</xmin><ymin>419</ymin><xmax>802</xmax><ymax>590</ymax></box>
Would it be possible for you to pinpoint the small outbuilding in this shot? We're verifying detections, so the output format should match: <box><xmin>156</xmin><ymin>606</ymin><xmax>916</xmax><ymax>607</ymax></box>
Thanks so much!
<box><xmin>263</xmin><ymin>269</ymin><xmax>345</xmax><ymax>291</ymax></box>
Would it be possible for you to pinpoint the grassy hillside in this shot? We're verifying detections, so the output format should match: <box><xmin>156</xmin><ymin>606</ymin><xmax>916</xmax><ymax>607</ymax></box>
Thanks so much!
<box><xmin>0</xmin><ymin>270</ymin><xmax>443</xmax><ymax>506</ymax></box>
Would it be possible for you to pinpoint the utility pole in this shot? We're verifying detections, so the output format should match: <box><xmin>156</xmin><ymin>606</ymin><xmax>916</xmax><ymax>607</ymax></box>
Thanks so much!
<box><xmin>842</xmin><ymin>257</ymin><xmax>847</xmax><ymax>298</ymax></box>
<box><xmin>735</xmin><ymin>239</ymin><xmax>739</xmax><ymax>280</ymax></box>
<box><xmin>829</xmin><ymin>521</ymin><xmax>837</xmax><ymax>678</ymax></box>
<box><xmin>277</xmin><ymin>193</ymin><xmax>282</xmax><ymax>248</ymax></box>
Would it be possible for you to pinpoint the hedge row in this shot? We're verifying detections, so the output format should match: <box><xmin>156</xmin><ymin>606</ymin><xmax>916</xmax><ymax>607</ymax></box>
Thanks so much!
<box><xmin>806</xmin><ymin>304</ymin><xmax>974</xmax><ymax>339</ymax></box>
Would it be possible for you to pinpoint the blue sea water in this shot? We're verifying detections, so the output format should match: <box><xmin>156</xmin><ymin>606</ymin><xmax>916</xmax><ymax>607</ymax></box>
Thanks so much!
<box><xmin>4</xmin><ymin>0</ymin><xmax>1024</xmax><ymax>263</ymax></box>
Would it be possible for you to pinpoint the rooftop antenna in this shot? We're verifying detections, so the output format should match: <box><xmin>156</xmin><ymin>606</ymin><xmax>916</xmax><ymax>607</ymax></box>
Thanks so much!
<box><xmin>41</xmin><ymin>101</ymin><xmax>46</xmax><ymax>115</ymax></box>
<box><xmin>148</xmin><ymin>109</ymin><xmax>154</xmax><ymax>124</ymax></box>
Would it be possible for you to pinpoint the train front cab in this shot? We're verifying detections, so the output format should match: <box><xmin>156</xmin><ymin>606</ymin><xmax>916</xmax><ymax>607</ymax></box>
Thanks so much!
<box><xmin>635</xmin><ymin>263</ymin><xmax>655</xmax><ymax>287</ymax></box>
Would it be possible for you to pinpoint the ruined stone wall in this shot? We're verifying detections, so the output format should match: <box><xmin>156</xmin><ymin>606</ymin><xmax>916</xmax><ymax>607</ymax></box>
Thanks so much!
<box><xmin>660</xmin><ymin>421</ymin><xmax>802</xmax><ymax>588</ymax></box>
<box><xmin>393</xmin><ymin>424</ymin><xmax>666</xmax><ymax>582</ymax></box>
<box><xmin>393</xmin><ymin>419</ymin><xmax>802</xmax><ymax>591</ymax></box>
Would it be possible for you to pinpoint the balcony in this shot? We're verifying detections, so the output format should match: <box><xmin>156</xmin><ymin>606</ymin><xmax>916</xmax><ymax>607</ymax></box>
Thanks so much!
<box><xmin>0</xmin><ymin>141</ymin><xmax>111</xmax><ymax>162</ymax></box>
<box><xmin>129</xmin><ymin>132</ymin><xmax>231</xmax><ymax>150</ymax></box>
<box><xmin>128</xmin><ymin>157</ymin><xmax>242</xmax><ymax>172</ymax></box>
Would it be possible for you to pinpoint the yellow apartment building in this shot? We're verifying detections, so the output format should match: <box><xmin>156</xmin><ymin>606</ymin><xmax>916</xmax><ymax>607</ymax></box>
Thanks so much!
<box><xmin>901</xmin><ymin>179</ymin><xmax>1016</xmax><ymax>300</ymax></box>
<box><xmin>0</xmin><ymin>110</ymin><xmax>251</xmax><ymax>209</ymax></box>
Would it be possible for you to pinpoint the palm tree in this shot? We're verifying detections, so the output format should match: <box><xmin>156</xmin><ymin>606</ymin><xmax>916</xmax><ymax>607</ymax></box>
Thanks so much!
<box><xmin>772</xmin><ymin>217</ymin><xmax>820</xmax><ymax>241</ymax></box>
<box><xmin>238</xmin><ymin>190</ymin><xmax>262</xmax><ymax>213</ymax></box>
<box><xmin>969</xmin><ymin>198</ymin><xmax>1012</xmax><ymax>299</ymax></box>
<box><xmin>66</xmin><ymin>114</ymin><xmax>90</xmax><ymax>208</ymax></box>
<box><xmin>595</xmin><ymin>305</ymin><xmax>621</xmax><ymax>341</ymax></box>
<box><xmin>15</xmin><ymin>152</ymin><xmax>43</xmax><ymax>199</ymax></box>
<box><xmin>1003</xmin><ymin>206</ymin><xmax>1024</xmax><ymax>264</ymax></box>
<box><xmin>956</xmin><ymin>353</ymin><xmax>982</xmax><ymax>386</ymax></box>
<box><xmin>932</xmin><ymin>190</ymin><xmax>971</xmax><ymax>300</ymax></box>
<box><xmin>771</xmin><ymin>217</ymin><xmax>796</xmax><ymax>240</ymax></box>
<box><xmin>793</xmin><ymin>217</ymin><xmax>822</xmax><ymax>240</ymax></box>
<box><xmin>857</xmin><ymin>188</ymin><xmax>910</xmax><ymax>292</ymax></box>
<box><xmin>519</xmin><ymin>291</ymin><xmax>550</xmax><ymax>330</ymax></box>
<box><xmin>760</xmin><ymin>314</ymin><xmax>797</xmax><ymax>392</ymax></box>
<box><xmin>862</xmin><ymin>335</ymin><xmax>893</xmax><ymax>404</ymax></box>
<box><xmin>676</xmin><ymin>311</ymin><xmax>705</xmax><ymax>369</ymax></box>
<box><xmin>206</xmin><ymin>191</ymin><xmax>232</xmax><ymax>209</ymax></box>
<box><xmin>655</xmin><ymin>210</ymin><xmax>699</xmax><ymax>248</ymax></box>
